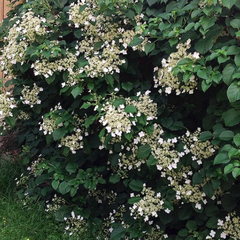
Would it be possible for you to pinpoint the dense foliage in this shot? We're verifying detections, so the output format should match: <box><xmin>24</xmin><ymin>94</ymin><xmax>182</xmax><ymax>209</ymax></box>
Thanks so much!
<box><xmin>1</xmin><ymin>0</ymin><xmax>240</xmax><ymax>239</ymax></box>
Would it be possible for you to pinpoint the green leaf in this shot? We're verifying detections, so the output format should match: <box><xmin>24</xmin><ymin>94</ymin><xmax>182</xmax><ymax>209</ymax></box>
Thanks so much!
<box><xmin>46</xmin><ymin>75</ymin><xmax>55</xmax><ymax>84</ymax></box>
<box><xmin>71</xmin><ymin>86</ymin><xmax>83</xmax><ymax>99</ymax></box>
<box><xmin>178</xmin><ymin>229</ymin><xmax>188</xmax><ymax>237</ymax></box>
<box><xmin>111</xmin><ymin>224</ymin><xmax>126</xmax><ymax>240</ymax></box>
<box><xmin>129</xmin><ymin>179</ymin><xmax>143</xmax><ymax>192</ymax></box>
<box><xmin>199</xmin><ymin>131</ymin><xmax>212</xmax><ymax>141</ymax></box>
<box><xmin>232</xmin><ymin>168</ymin><xmax>240</xmax><ymax>178</ymax></box>
<box><xmin>146</xmin><ymin>155</ymin><xmax>158</xmax><ymax>168</ymax></box>
<box><xmin>234</xmin><ymin>133</ymin><xmax>240</xmax><ymax>147</ymax></box>
<box><xmin>125</xmin><ymin>105</ymin><xmax>137</xmax><ymax>113</ymax></box>
<box><xmin>222</xmin><ymin>0</ymin><xmax>236</xmax><ymax>8</ymax></box>
<box><xmin>5</xmin><ymin>116</ymin><xmax>16</xmax><ymax>127</ymax></box>
<box><xmin>219</xmin><ymin>130</ymin><xmax>234</xmax><ymax>141</ymax></box>
<box><xmin>195</xmin><ymin>38</ymin><xmax>213</xmax><ymax>54</ymax></box>
<box><xmin>59</xmin><ymin>181</ymin><xmax>71</xmax><ymax>195</ymax></box>
<box><xmin>227</xmin><ymin>82</ymin><xmax>240</xmax><ymax>103</ymax></box>
<box><xmin>230</xmin><ymin>19</ymin><xmax>240</xmax><ymax>29</ymax></box>
<box><xmin>128</xmin><ymin>197</ymin><xmax>142</xmax><ymax>204</ymax></box>
<box><xmin>137</xmin><ymin>144</ymin><xmax>151</xmax><ymax>159</ymax></box>
<box><xmin>52</xmin><ymin>180</ymin><xmax>59</xmax><ymax>190</ymax></box>
<box><xmin>121</xmin><ymin>82</ymin><xmax>133</xmax><ymax>92</ymax></box>
<box><xmin>178</xmin><ymin>205</ymin><xmax>192</xmax><ymax>220</ymax></box>
<box><xmin>144</xmin><ymin>42</ymin><xmax>155</xmax><ymax>55</ymax></box>
<box><xmin>206</xmin><ymin>217</ymin><xmax>218</xmax><ymax>229</ymax></box>
<box><xmin>80</xmin><ymin>103</ymin><xmax>92</xmax><ymax>109</ymax></box>
<box><xmin>192</xmin><ymin>172</ymin><xmax>204</xmax><ymax>184</ymax></box>
<box><xmin>53</xmin><ymin>128</ymin><xmax>66</xmax><ymax>141</ymax></box>
<box><xmin>84</xmin><ymin>115</ymin><xmax>96</xmax><ymax>128</ymax></box>
<box><xmin>186</xmin><ymin>220</ymin><xmax>197</xmax><ymax>231</ymax></box>
<box><xmin>222</xmin><ymin>108</ymin><xmax>240</xmax><ymax>126</ymax></box>
<box><xmin>222</xmin><ymin>63</ymin><xmax>235</xmax><ymax>85</ymax></box>
<box><xmin>129</xmin><ymin>35</ymin><xmax>144</xmax><ymax>47</ymax></box>
<box><xmin>203</xmin><ymin>182</ymin><xmax>214</xmax><ymax>198</ymax></box>
<box><xmin>109</xmin><ymin>174</ymin><xmax>120</xmax><ymax>184</ymax></box>
<box><xmin>234</xmin><ymin>54</ymin><xmax>240</xmax><ymax>66</ymax></box>
<box><xmin>214</xmin><ymin>152</ymin><xmax>230</xmax><ymax>165</ymax></box>
<box><xmin>105</xmin><ymin>75</ymin><xmax>114</xmax><ymax>87</ymax></box>
<box><xmin>66</xmin><ymin>162</ymin><xmax>78</xmax><ymax>173</ymax></box>
<box><xmin>224</xmin><ymin>164</ymin><xmax>234</xmax><ymax>175</ymax></box>
<box><xmin>146</xmin><ymin>0</ymin><xmax>158</xmax><ymax>6</ymax></box>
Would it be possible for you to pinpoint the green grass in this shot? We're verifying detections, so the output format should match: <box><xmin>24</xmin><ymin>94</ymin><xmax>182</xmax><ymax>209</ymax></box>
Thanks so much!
<box><xmin>0</xmin><ymin>155</ymin><xmax>71</xmax><ymax>240</ymax></box>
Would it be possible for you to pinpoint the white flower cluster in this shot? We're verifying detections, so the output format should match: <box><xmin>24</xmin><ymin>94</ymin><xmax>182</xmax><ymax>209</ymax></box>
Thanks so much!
<box><xmin>129</xmin><ymin>185</ymin><xmax>166</xmax><ymax>224</ymax></box>
<box><xmin>64</xmin><ymin>211</ymin><xmax>87</xmax><ymax>237</ymax></box>
<box><xmin>45</xmin><ymin>194</ymin><xmax>66</xmax><ymax>213</ymax></box>
<box><xmin>217</xmin><ymin>212</ymin><xmax>240</xmax><ymax>240</ymax></box>
<box><xmin>0</xmin><ymin>92</ymin><xmax>17</xmax><ymax>132</ymax></box>
<box><xmin>20</xmin><ymin>83</ymin><xmax>43</xmax><ymax>108</ymax></box>
<box><xmin>0</xmin><ymin>11</ymin><xmax>47</xmax><ymax>76</ymax></box>
<box><xmin>99</xmin><ymin>102</ymin><xmax>132</xmax><ymax>141</ymax></box>
<box><xmin>126</xmin><ymin>91</ymin><xmax>158</xmax><ymax>121</ymax></box>
<box><xmin>60</xmin><ymin>128</ymin><xmax>85</xmax><ymax>154</ymax></box>
<box><xmin>182</xmin><ymin>128</ymin><xmax>217</xmax><ymax>165</ymax></box>
<box><xmin>154</xmin><ymin>39</ymin><xmax>200</xmax><ymax>95</ymax></box>
<box><xmin>67</xmin><ymin>1</ymin><xmax>150</xmax><ymax>80</ymax></box>
<box><xmin>31</xmin><ymin>51</ymin><xmax>78</xmax><ymax>78</ymax></box>
<box><xmin>167</xmin><ymin>166</ymin><xmax>207</xmax><ymax>209</ymax></box>
<box><xmin>39</xmin><ymin>103</ymin><xmax>63</xmax><ymax>135</ymax></box>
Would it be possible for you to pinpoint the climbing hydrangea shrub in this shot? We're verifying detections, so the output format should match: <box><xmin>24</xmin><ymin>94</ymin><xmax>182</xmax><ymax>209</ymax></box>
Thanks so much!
<box><xmin>2</xmin><ymin>0</ymin><xmax>240</xmax><ymax>239</ymax></box>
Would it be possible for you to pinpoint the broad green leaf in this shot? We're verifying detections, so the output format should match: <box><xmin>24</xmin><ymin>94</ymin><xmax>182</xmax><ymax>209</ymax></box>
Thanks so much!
<box><xmin>222</xmin><ymin>63</ymin><xmax>235</xmax><ymax>85</ymax></box>
<box><xmin>66</xmin><ymin>162</ymin><xmax>78</xmax><ymax>173</ymax></box>
<box><xmin>53</xmin><ymin>128</ymin><xmax>66</xmax><ymax>141</ymax></box>
<box><xmin>125</xmin><ymin>105</ymin><xmax>137</xmax><ymax>113</ymax></box>
<box><xmin>146</xmin><ymin>155</ymin><xmax>158</xmax><ymax>167</ymax></box>
<box><xmin>46</xmin><ymin>75</ymin><xmax>55</xmax><ymax>84</ymax></box>
<box><xmin>122</xmin><ymin>82</ymin><xmax>133</xmax><ymax>92</ymax></box>
<box><xmin>232</xmin><ymin>167</ymin><xmax>240</xmax><ymax>178</ymax></box>
<box><xmin>144</xmin><ymin>42</ymin><xmax>155</xmax><ymax>55</ymax></box>
<box><xmin>224</xmin><ymin>164</ymin><xmax>234</xmax><ymax>175</ymax></box>
<box><xmin>178</xmin><ymin>229</ymin><xmax>188</xmax><ymax>237</ymax></box>
<box><xmin>234</xmin><ymin>54</ymin><xmax>240</xmax><ymax>66</ymax></box>
<box><xmin>227</xmin><ymin>82</ymin><xmax>240</xmax><ymax>103</ymax></box>
<box><xmin>129</xmin><ymin>179</ymin><xmax>143</xmax><ymax>192</ymax></box>
<box><xmin>128</xmin><ymin>197</ymin><xmax>142</xmax><ymax>204</ymax></box>
<box><xmin>105</xmin><ymin>75</ymin><xmax>114</xmax><ymax>87</ymax></box>
<box><xmin>186</xmin><ymin>220</ymin><xmax>197</xmax><ymax>231</ymax></box>
<box><xmin>71</xmin><ymin>86</ymin><xmax>83</xmax><ymax>99</ymax></box>
<box><xmin>206</xmin><ymin>217</ymin><xmax>218</xmax><ymax>228</ymax></box>
<box><xmin>178</xmin><ymin>205</ymin><xmax>192</xmax><ymax>220</ymax></box>
<box><xmin>192</xmin><ymin>172</ymin><xmax>204</xmax><ymax>184</ymax></box>
<box><xmin>59</xmin><ymin>181</ymin><xmax>71</xmax><ymax>195</ymax></box>
<box><xmin>219</xmin><ymin>130</ymin><xmax>234</xmax><ymax>141</ymax></box>
<box><xmin>222</xmin><ymin>0</ymin><xmax>236</xmax><ymax>8</ymax></box>
<box><xmin>230</xmin><ymin>19</ymin><xmax>240</xmax><ymax>29</ymax></box>
<box><xmin>234</xmin><ymin>133</ymin><xmax>240</xmax><ymax>147</ymax></box>
<box><xmin>137</xmin><ymin>144</ymin><xmax>151</xmax><ymax>159</ymax></box>
<box><xmin>147</xmin><ymin>0</ymin><xmax>158</xmax><ymax>6</ymax></box>
<box><xmin>227</xmin><ymin>46</ymin><xmax>240</xmax><ymax>55</ymax></box>
<box><xmin>111</xmin><ymin>224</ymin><xmax>126</xmax><ymax>240</ymax></box>
<box><xmin>222</xmin><ymin>108</ymin><xmax>240</xmax><ymax>126</ymax></box>
<box><xmin>129</xmin><ymin>35</ymin><xmax>144</xmax><ymax>47</ymax></box>
<box><xmin>203</xmin><ymin>182</ymin><xmax>214</xmax><ymax>198</ymax></box>
<box><xmin>199</xmin><ymin>131</ymin><xmax>212</xmax><ymax>141</ymax></box>
<box><xmin>84</xmin><ymin>115</ymin><xmax>96</xmax><ymax>128</ymax></box>
<box><xmin>109</xmin><ymin>174</ymin><xmax>120</xmax><ymax>184</ymax></box>
<box><xmin>195</xmin><ymin>38</ymin><xmax>213</xmax><ymax>54</ymax></box>
<box><xmin>52</xmin><ymin>180</ymin><xmax>59</xmax><ymax>190</ymax></box>
<box><xmin>5</xmin><ymin>116</ymin><xmax>16</xmax><ymax>127</ymax></box>
<box><xmin>214</xmin><ymin>152</ymin><xmax>230</xmax><ymax>165</ymax></box>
